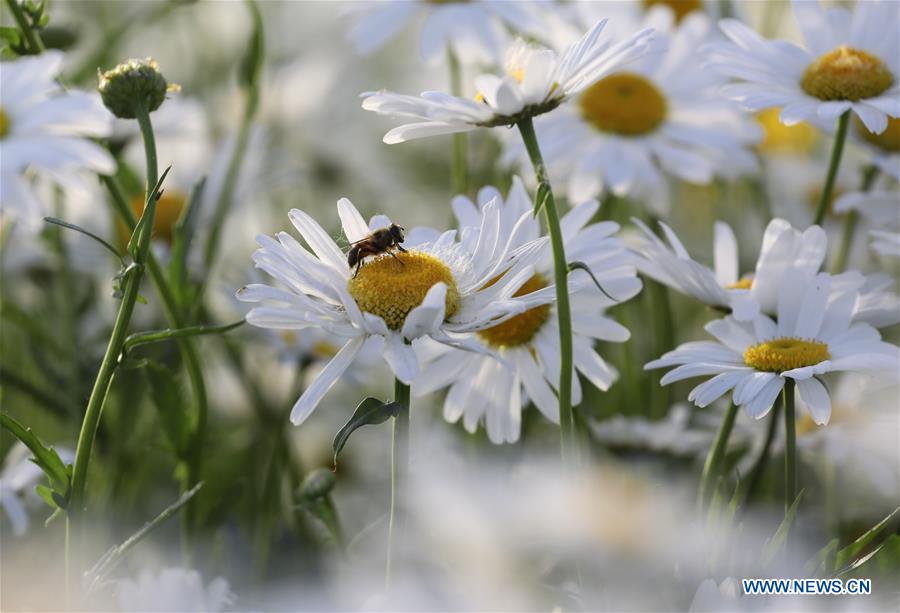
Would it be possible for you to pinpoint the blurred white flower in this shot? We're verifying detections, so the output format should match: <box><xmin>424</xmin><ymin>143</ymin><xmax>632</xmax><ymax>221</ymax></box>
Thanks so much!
<box><xmin>707</xmin><ymin>0</ymin><xmax>900</xmax><ymax>134</ymax></box>
<box><xmin>345</xmin><ymin>0</ymin><xmax>554</xmax><ymax>65</ymax></box>
<box><xmin>361</xmin><ymin>20</ymin><xmax>655</xmax><ymax>143</ymax></box>
<box><xmin>0</xmin><ymin>51</ymin><xmax>115</xmax><ymax>229</ymax></box>
<box><xmin>0</xmin><ymin>442</ymin><xmax>74</xmax><ymax>537</ymax></box>
<box><xmin>689</xmin><ymin>577</ymin><xmax>740</xmax><ymax>612</ymax></box>
<box><xmin>646</xmin><ymin>268</ymin><xmax>900</xmax><ymax>424</ymax></box>
<box><xmin>414</xmin><ymin>178</ymin><xmax>641</xmax><ymax>443</ymax></box>
<box><xmin>117</xmin><ymin>567</ymin><xmax>232</xmax><ymax>612</ymax></box>
<box><xmin>508</xmin><ymin>12</ymin><xmax>759</xmax><ymax>204</ymax></box>
<box><xmin>238</xmin><ymin>198</ymin><xmax>548</xmax><ymax>424</ymax></box>
<box><xmin>633</xmin><ymin>217</ymin><xmax>826</xmax><ymax>321</ymax></box>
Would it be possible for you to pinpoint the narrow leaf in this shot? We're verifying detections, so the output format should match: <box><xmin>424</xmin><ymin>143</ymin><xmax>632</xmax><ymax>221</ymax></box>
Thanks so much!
<box><xmin>806</xmin><ymin>538</ymin><xmax>839</xmax><ymax>577</ymax></box>
<box><xmin>834</xmin><ymin>506</ymin><xmax>900</xmax><ymax>571</ymax></box>
<box><xmin>84</xmin><ymin>482</ymin><xmax>204</xmax><ymax>594</ymax></box>
<box><xmin>43</xmin><ymin>217</ymin><xmax>124</xmax><ymax>264</ymax></box>
<box><xmin>568</xmin><ymin>261</ymin><xmax>617</xmax><ymax>301</ymax></box>
<box><xmin>763</xmin><ymin>489</ymin><xmax>804</xmax><ymax>564</ymax></box>
<box><xmin>0</xmin><ymin>413</ymin><xmax>70</xmax><ymax>502</ymax></box>
<box><xmin>332</xmin><ymin>397</ymin><xmax>402</xmax><ymax>467</ymax></box>
<box><xmin>123</xmin><ymin>320</ymin><xmax>245</xmax><ymax>354</ymax></box>
<box><xmin>127</xmin><ymin>165</ymin><xmax>172</xmax><ymax>259</ymax></box>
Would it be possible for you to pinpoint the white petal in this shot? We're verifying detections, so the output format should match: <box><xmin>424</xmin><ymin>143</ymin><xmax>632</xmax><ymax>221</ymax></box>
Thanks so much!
<box><xmin>796</xmin><ymin>377</ymin><xmax>831</xmax><ymax>425</ymax></box>
<box><xmin>337</xmin><ymin>198</ymin><xmax>369</xmax><ymax>243</ymax></box>
<box><xmin>401</xmin><ymin>282</ymin><xmax>447</xmax><ymax>339</ymax></box>
<box><xmin>290</xmin><ymin>337</ymin><xmax>365</xmax><ymax>425</ymax></box>
<box><xmin>384</xmin><ymin>335</ymin><xmax>419</xmax><ymax>384</ymax></box>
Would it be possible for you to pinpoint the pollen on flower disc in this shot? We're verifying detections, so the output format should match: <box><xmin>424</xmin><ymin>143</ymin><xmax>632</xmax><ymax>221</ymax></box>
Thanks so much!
<box><xmin>743</xmin><ymin>337</ymin><xmax>830</xmax><ymax>372</ymax></box>
<box><xmin>579</xmin><ymin>72</ymin><xmax>667</xmax><ymax>136</ymax></box>
<box><xmin>478</xmin><ymin>273</ymin><xmax>550</xmax><ymax>348</ymax></box>
<box><xmin>800</xmin><ymin>46</ymin><xmax>893</xmax><ymax>101</ymax></box>
<box><xmin>348</xmin><ymin>251</ymin><xmax>459</xmax><ymax>330</ymax></box>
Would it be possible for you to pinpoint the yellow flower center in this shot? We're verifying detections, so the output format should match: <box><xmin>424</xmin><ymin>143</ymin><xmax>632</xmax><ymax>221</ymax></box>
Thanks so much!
<box><xmin>642</xmin><ymin>0</ymin><xmax>702</xmax><ymax>22</ymax></box>
<box><xmin>0</xmin><ymin>107</ymin><xmax>10</xmax><ymax>138</ymax></box>
<box><xmin>128</xmin><ymin>190</ymin><xmax>187</xmax><ymax>244</ymax></box>
<box><xmin>579</xmin><ymin>72</ymin><xmax>667</xmax><ymax>136</ymax></box>
<box><xmin>856</xmin><ymin>115</ymin><xmax>900</xmax><ymax>152</ymax></box>
<box><xmin>755</xmin><ymin>108</ymin><xmax>817</xmax><ymax>154</ymax></box>
<box><xmin>743</xmin><ymin>337</ymin><xmax>830</xmax><ymax>372</ymax></box>
<box><xmin>477</xmin><ymin>273</ymin><xmax>550</xmax><ymax>348</ymax></box>
<box><xmin>726</xmin><ymin>277</ymin><xmax>753</xmax><ymax>290</ymax></box>
<box><xmin>800</xmin><ymin>46</ymin><xmax>893</xmax><ymax>101</ymax></box>
<box><xmin>347</xmin><ymin>251</ymin><xmax>459</xmax><ymax>330</ymax></box>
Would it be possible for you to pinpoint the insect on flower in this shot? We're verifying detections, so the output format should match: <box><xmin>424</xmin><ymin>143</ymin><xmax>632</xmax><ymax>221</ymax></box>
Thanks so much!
<box><xmin>347</xmin><ymin>223</ymin><xmax>407</xmax><ymax>278</ymax></box>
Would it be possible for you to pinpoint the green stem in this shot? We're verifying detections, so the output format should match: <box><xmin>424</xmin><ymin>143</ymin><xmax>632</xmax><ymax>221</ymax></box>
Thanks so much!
<box><xmin>742</xmin><ymin>396</ymin><xmax>782</xmax><ymax>504</ymax></box>
<box><xmin>831</xmin><ymin>165</ymin><xmax>879</xmax><ymax>273</ymax></box>
<box><xmin>698</xmin><ymin>402</ymin><xmax>739</xmax><ymax>511</ymax></box>
<box><xmin>448</xmin><ymin>48</ymin><xmax>467</xmax><ymax>195</ymax></box>
<box><xmin>813</xmin><ymin>111</ymin><xmax>850</xmax><ymax>226</ymax></box>
<box><xmin>5</xmin><ymin>0</ymin><xmax>44</xmax><ymax>53</ymax></box>
<box><xmin>200</xmin><ymin>86</ymin><xmax>257</xmax><ymax>292</ymax></box>
<box><xmin>69</xmin><ymin>104</ymin><xmax>158</xmax><ymax>557</ymax></box>
<box><xmin>123</xmin><ymin>320</ymin><xmax>244</xmax><ymax>353</ymax></box>
<box><xmin>783</xmin><ymin>379</ymin><xmax>797</xmax><ymax>512</ymax></box>
<box><xmin>385</xmin><ymin>377</ymin><xmax>410</xmax><ymax>591</ymax></box>
<box><xmin>516</xmin><ymin>117</ymin><xmax>576</xmax><ymax>466</ymax></box>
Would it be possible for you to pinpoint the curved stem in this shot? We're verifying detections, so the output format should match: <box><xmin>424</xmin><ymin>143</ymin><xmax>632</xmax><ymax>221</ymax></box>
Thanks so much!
<box><xmin>516</xmin><ymin>117</ymin><xmax>576</xmax><ymax>466</ymax></box>
<box><xmin>385</xmin><ymin>377</ymin><xmax>410</xmax><ymax>591</ymax></box>
<box><xmin>831</xmin><ymin>165</ymin><xmax>879</xmax><ymax>273</ymax></box>
<box><xmin>783</xmin><ymin>379</ymin><xmax>797</xmax><ymax>512</ymax></box>
<box><xmin>813</xmin><ymin>112</ymin><xmax>850</xmax><ymax>226</ymax></box>
<box><xmin>698</xmin><ymin>401</ymin><xmax>739</xmax><ymax>511</ymax></box>
<box><xmin>5</xmin><ymin>0</ymin><xmax>45</xmax><ymax>53</ymax></box>
<box><xmin>448</xmin><ymin>48</ymin><xmax>467</xmax><ymax>195</ymax></box>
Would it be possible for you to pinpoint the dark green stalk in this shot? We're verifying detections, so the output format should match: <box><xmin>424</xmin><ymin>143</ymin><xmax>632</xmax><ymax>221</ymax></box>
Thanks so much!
<box><xmin>698</xmin><ymin>402</ymin><xmax>739</xmax><ymax>510</ymax></box>
<box><xmin>448</xmin><ymin>48</ymin><xmax>467</xmax><ymax>195</ymax></box>
<box><xmin>742</xmin><ymin>397</ymin><xmax>781</xmax><ymax>504</ymax></box>
<box><xmin>813</xmin><ymin>112</ymin><xmax>850</xmax><ymax>226</ymax></box>
<box><xmin>783</xmin><ymin>379</ymin><xmax>797</xmax><ymax>512</ymax></box>
<box><xmin>385</xmin><ymin>377</ymin><xmax>410</xmax><ymax>590</ymax></box>
<box><xmin>4</xmin><ymin>0</ymin><xmax>44</xmax><ymax>53</ymax></box>
<box><xmin>516</xmin><ymin>117</ymin><xmax>576</xmax><ymax>466</ymax></box>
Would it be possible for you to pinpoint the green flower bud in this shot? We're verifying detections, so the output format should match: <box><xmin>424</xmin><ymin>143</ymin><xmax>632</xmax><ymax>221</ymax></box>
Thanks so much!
<box><xmin>98</xmin><ymin>58</ymin><xmax>176</xmax><ymax>119</ymax></box>
<box><xmin>300</xmin><ymin>468</ymin><xmax>336</xmax><ymax>501</ymax></box>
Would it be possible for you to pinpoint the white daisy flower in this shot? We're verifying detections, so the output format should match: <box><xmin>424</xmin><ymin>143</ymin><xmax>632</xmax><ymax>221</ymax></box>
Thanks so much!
<box><xmin>413</xmin><ymin>177</ymin><xmax>641</xmax><ymax>443</ymax></box>
<box><xmin>507</xmin><ymin>11</ymin><xmax>760</xmax><ymax>204</ymax></box>
<box><xmin>707</xmin><ymin>0</ymin><xmax>900</xmax><ymax>134</ymax></box>
<box><xmin>0</xmin><ymin>51</ymin><xmax>115</xmax><ymax>228</ymax></box>
<box><xmin>344</xmin><ymin>0</ymin><xmax>555</xmax><ymax>65</ymax></box>
<box><xmin>117</xmin><ymin>567</ymin><xmax>232</xmax><ymax>612</ymax></box>
<box><xmin>869</xmin><ymin>230</ymin><xmax>900</xmax><ymax>259</ymax></box>
<box><xmin>361</xmin><ymin>19</ymin><xmax>656</xmax><ymax>143</ymax></box>
<box><xmin>632</xmin><ymin>217</ymin><xmax>826</xmax><ymax>321</ymax></box>
<box><xmin>645</xmin><ymin>268</ymin><xmax>900</xmax><ymax>425</ymax></box>
<box><xmin>238</xmin><ymin>198</ymin><xmax>548</xmax><ymax>425</ymax></box>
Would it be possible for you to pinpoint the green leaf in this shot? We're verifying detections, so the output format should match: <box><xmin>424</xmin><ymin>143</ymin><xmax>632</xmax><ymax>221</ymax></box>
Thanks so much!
<box><xmin>83</xmin><ymin>482</ymin><xmax>203</xmax><ymax>595</ymax></box>
<box><xmin>806</xmin><ymin>538</ymin><xmax>839</xmax><ymax>577</ymax></box>
<box><xmin>332</xmin><ymin>397</ymin><xmax>402</xmax><ymax>467</ymax></box>
<box><xmin>145</xmin><ymin>363</ymin><xmax>193</xmax><ymax>457</ymax></box>
<box><xmin>763</xmin><ymin>489</ymin><xmax>804</xmax><ymax>564</ymax></box>
<box><xmin>0</xmin><ymin>27</ymin><xmax>21</xmax><ymax>46</ymax></box>
<box><xmin>238</xmin><ymin>0</ymin><xmax>264</xmax><ymax>93</ymax></box>
<box><xmin>0</xmin><ymin>413</ymin><xmax>70</xmax><ymax>507</ymax></box>
<box><xmin>834</xmin><ymin>506</ymin><xmax>900</xmax><ymax>571</ymax></box>
<box><xmin>123</xmin><ymin>320</ymin><xmax>244</xmax><ymax>355</ymax></box>
<box><xmin>839</xmin><ymin>534</ymin><xmax>899</xmax><ymax>577</ymax></box>
<box><xmin>568</xmin><ymin>261</ymin><xmax>617</xmax><ymax>301</ymax></box>
<box><xmin>127</xmin><ymin>165</ymin><xmax>172</xmax><ymax>260</ymax></box>
<box><xmin>43</xmin><ymin>217</ymin><xmax>125</xmax><ymax>264</ymax></box>
<box><xmin>533</xmin><ymin>182</ymin><xmax>551</xmax><ymax>216</ymax></box>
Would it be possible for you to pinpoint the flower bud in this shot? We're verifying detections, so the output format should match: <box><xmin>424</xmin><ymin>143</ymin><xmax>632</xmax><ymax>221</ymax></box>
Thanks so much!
<box><xmin>98</xmin><ymin>58</ymin><xmax>176</xmax><ymax>119</ymax></box>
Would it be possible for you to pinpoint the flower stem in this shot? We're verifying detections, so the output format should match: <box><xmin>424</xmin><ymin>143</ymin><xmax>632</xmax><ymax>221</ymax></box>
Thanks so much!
<box><xmin>742</xmin><ymin>396</ymin><xmax>781</xmax><ymax>504</ymax></box>
<box><xmin>831</xmin><ymin>165</ymin><xmax>880</xmax><ymax>273</ymax></box>
<box><xmin>386</xmin><ymin>378</ymin><xmax>410</xmax><ymax>590</ymax></box>
<box><xmin>516</xmin><ymin>117</ymin><xmax>576</xmax><ymax>466</ymax></box>
<box><xmin>783</xmin><ymin>379</ymin><xmax>797</xmax><ymax>512</ymax></box>
<box><xmin>69</xmin><ymin>103</ymin><xmax>159</xmax><ymax>520</ymax></box>
<box><xmin>698</xmin><ymin>401</ymin><xmax>738</xmax><ymax>511</ymax></box>
<box><xmin>448</xmin><ymin>48</ymin><xmax>467</xmax><ymax>195</ymax></box>
<box><xmin>5</xmin><ymin>0</ymin><xmax>45</xmax><ymax>54</ymax></box>
<box><xmin>813</xmin><ymin>111</ymin><xmax>850</xmax><ymax>226</ymax></box>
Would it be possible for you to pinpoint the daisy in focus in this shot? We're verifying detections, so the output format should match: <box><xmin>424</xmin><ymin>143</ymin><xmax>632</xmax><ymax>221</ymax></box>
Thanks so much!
<box><xmin>507</xmin><ymin>11</ymin><xmax>760</xmax><ymax>204</ymax></box>
<box><xmin>707</xmin><ymin>0</ymin><xmax>900</xmax><ymax>134</ymax></box>
<box><xmin>345</xmin><ymin>0</ymin><xmax>554</xmax><ymax>65</ymax></box>
<box><xmin>414</xmin><ymin>178</ymin><xmax>641</xmax><ymax>443</ymax></box>
<box><xmin>361</xmin><ymin>19</ymin><xmax>655</xmax><ymax>143</ymax></box>
<box><xmin>238</xmin><ymin>198</ymin><xmax>548</xmax><ymax>424</ymax></box>
<box><xmin>0</xmin><ymin>51</ymin><xmax>115</xmax><ymax>228</ymax></box>
<box><xmin>645</xmin><ymin>268</ymin><xmax>900</xmax><ymax>424</ymax></box>
<box><xmin>632</xmin><ymin>217</ymin><xmax>826</xmax><ymax>321</ymax></box>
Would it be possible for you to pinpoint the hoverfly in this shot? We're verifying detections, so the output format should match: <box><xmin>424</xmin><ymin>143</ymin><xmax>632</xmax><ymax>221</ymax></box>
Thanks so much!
<box><xmin>347</xmin><ymin>223</ymin><xmax>407</xmax><ymax>278</ymax></box>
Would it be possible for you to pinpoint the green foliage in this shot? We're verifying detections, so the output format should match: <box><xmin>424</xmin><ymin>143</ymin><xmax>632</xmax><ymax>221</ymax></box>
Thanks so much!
<box><xmin>762</xmin><ymin>489</ymin><xmax>804</xmax><ymax>564</ymax></box>
<box><xmin>332</xmin><ymin>397</ymin><xmax>402</xmax><ymax>467</ymax></box>
<box><xmin>0</xmin><ymin>413</ymin><xmax>70</xmax><ymax>510</ymax></box>
<box><xmin>834</xmin><ymin>506</ymin><xmax>900</xmax><ymax>572</ymax></box>
<box><xmin>145</xmin><ymin>362</ymin><xmax>193</xmax><ymax>458</ymax></box>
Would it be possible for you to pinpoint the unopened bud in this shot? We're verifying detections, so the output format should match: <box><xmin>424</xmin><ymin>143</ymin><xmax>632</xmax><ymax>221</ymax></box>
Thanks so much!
<box><xmin>98</xmin><ymin>58</ymin><xmax>177</xmax><ymax>119</ymax></box>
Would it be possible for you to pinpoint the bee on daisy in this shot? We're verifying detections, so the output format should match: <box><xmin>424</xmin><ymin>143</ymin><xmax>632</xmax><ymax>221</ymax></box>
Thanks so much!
<box><xmin>237</xmin><ymin>197</ymin><xmax>549</xmax><ymax>425</ymax></box>
<box><xmin>361</xmin><ymin>19</ymin><xmax>656</xmax><ymax>143</ymax></box>
<box><xmin>414</xmin><ymin>178</ymin><xmax>642</xmax><ymax>443</ymax></box>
